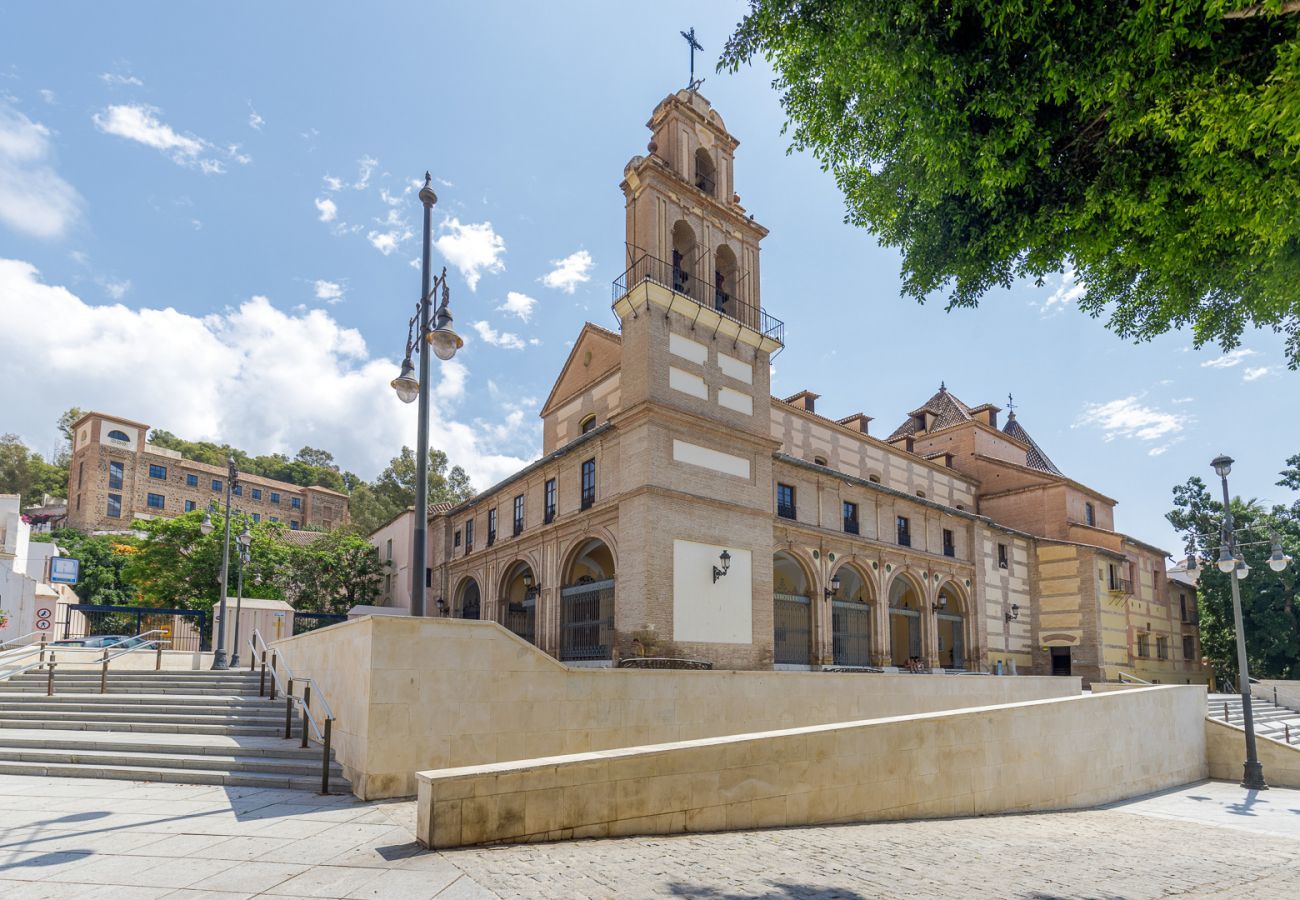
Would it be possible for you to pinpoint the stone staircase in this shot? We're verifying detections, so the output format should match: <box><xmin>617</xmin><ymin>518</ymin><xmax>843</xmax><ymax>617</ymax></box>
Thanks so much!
<box><xmin>1207</xmin><ymin>692</ymin><xmax>1300</xmax><ymax>746</ymax></box>
<box><xmin>0</xmin><ymin>669</ymin><xmax>348</xmax><ymax>791</ymax></box>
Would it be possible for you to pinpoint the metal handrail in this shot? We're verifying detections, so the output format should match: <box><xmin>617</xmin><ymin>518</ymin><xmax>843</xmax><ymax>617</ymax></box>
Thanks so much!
<box><xmin>249</xmin><ymin>628</ymin><xmax>336</xmax><ymax>793</ymax></box>
<box><xmin>1117</xmin><ymin>672</ymin><xmax>1153</xmax><ymax>685</ymax></box>
<box><xmin>0</xmin><ymin>631</ymin><xmax>45</xmax><ymax>651</ymax></box>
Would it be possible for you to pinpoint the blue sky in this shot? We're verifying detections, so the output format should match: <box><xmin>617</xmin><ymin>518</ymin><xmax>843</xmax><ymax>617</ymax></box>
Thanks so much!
<box><xmin>0</xmin><ymin>1</ymin><xmax>1294</xmax><ymax>553</ymax></box>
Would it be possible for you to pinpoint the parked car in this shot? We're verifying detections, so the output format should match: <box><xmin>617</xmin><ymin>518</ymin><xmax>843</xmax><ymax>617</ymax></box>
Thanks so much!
<box><xmin>50</xmin><ymin>635</ymin><xmax>133</xmax><ymax>649</ymax></box>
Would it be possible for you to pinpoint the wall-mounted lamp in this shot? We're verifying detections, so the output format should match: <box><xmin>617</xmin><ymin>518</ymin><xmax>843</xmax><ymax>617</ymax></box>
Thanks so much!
<box><xmin>824</xmin><ymin>574</ymin><xmax>841</xmax><ymax>599</ymax></box>
<box><xmin>713</xmin><ymin>550</ymin><xmax>731</xmax><ymax>583</ymax></box>
<box><xmin>1005</xmin><ymin>603</ymin><xmax>1020</xmax><ymax>622</ymax></box>
<box><xmin>522</xmin><ymin>571</ymin><xmax>541</xmax><ymax>599</ymax></box>
<box><xmin>435</xmin><ymin>597</ymin><xmax>448</xmax><ymax>615</ymax></box>
<box><xmin>932</xmin><ymin>594</ymin><xmax>948</xmax><ymax>613</ymax></box>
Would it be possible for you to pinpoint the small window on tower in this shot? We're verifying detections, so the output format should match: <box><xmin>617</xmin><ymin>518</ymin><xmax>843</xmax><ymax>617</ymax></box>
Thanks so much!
<box><xmin>580</xmin><ymin>414</ymin><xmax>597</xmax><ymax>434</ymax></box>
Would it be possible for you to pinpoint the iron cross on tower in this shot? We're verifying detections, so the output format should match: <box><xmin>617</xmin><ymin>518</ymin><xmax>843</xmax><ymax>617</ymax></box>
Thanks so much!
<box><xmin>681</xmin><ymin>27</ymin><xmax>704</xmax><ymax>91</ymax></box>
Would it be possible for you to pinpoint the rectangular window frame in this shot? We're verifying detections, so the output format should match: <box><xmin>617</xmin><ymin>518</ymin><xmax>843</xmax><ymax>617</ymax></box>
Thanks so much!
<box><xmin>776</xmin><ymin>483</ymin><xmax>796</xmax><ymax>520</ymax></box>
<box><xmin>212</xmin><ymin>479</ymin><xmax>223</xmax><ymax>492</ymax></box>
<box><xmin>148</xmin><ymin>464</ymin><xmax>167</xmax><ymax>480</ymax></box>
<box><xmin>184</xmin><ymin>500</ymin><xmax>197</xmax><ymax>512</ymax></box>
<box><xmin>544</xmin><ymin>478</ymin><xmax>557</xmax><ymax>523</ymax></box>
<box><xmin>465</xmin><ymin>518</ymin><xmax>474</xmax><ymax>552</ymax></box>
<box><xmin>108</xmin><ymin>461</ymin><xmax>124</xmax><ymax>490</ymax></box>
<box><xmin>146</xmin><ymin>493</ymin><xmax>165</xmax><ymax>510</ymax></box>
<box><xmin>487</xmin><ymin>508</ymin><xmax>498</xmax><ymax>547</ymax></box>
<box><xmin>251</xmin><ymin>488</ymin><xmax>262</xmax><ymax>501</ymax></box>
<box><xmin>896</xmin><ymin>515</ymin><xmax>911</xmax><ymax>548</ymax></box>
<box><xmin>943</xmin><ymin>528</ymin><xmax>955</xmax><ymax>558</ymax></box>
<box><xmin>291</xmin><ymin>496</ymin><xmax>301</xmax><ymax>509</ymax></box>
<box><xmin>270</xmin><ymin>492</ymin><xmax>281</xmax><ymax>505</ymax></box>
<box><xmin>513</xmin><ymin>494</ymin><xmax>525</xmax><ymax>536</ymax></box>
<box><xmin>580</xmin><ymin>459</ymin><xmax>596</xmax><ymax>510</ymax></box>
<box><xmin>842</xmin><ymin>501</ymin><xmax>859</xmax><ymax>535</ymax></box>
<box><xmin>453</xmin><ymin>529</ymin><xmax>462</xmax><ymax>548</ymax></box>
<box><xmin>106</xmin><ymin>493</ymin><xmax>122</xmax><ymax>518</ymax></box>
<box><xmin>998</xmin><ymin>544</ymin><xmax>1009</xmax><ymax>569</ymax></box>
<box><xmin>186</xmin><ymin>473</ymin><xmax>199</xmax><ymax>487</ymax></box>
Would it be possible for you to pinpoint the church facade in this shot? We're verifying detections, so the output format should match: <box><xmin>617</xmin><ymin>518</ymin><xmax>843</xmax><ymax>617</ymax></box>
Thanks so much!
<box><xmin>417</xmin><ymin>89</ymin><xmax>1207</xmax><ymax>687</ymax></box>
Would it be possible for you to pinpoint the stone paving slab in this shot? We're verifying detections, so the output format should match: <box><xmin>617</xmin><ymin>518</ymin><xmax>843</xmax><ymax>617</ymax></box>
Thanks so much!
<box><xmin>0</xmin><ymin>774</ymin><xmax>1296</xmax><ymax>898</ymax></box>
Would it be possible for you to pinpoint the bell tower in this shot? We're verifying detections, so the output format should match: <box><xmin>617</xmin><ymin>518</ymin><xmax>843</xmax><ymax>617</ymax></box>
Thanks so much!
<box><xmin>619</xmin><ymin>89</ymin><xmax>770</xmax><ymax>327</ymax></box>
<box><xmin>609</xmin><ymin>88</ymin><xmax>782</xmax><ymax>670</ymax></box>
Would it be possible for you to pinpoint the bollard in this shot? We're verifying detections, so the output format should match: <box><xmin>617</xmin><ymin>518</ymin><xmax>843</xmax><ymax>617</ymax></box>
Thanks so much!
<box><xmin>100</xmin><ymin>649</ymin><xmax>109</xmax><ymax>694</ymax></box>
<box><xmin>1224</xmin><ymin>702</ymin><xmax>1230</xmax><ymax>721</ymax></box>
<box><xmin>1287</xmin><ymin>723</ymin><xmax>1291</xmax><ymax>745</ymax></box>
<box><xmin>284</xmin><ymin>677</ymin><xmax>294</xmax><ymax>739</ymax></box>
<box><xmin>321</xmin><ymin>717</ymin><xmax>332</xmax><ymax>795</ymax></box>
<box><xmin>46</xmin><ymin>655</ymin><xmax>55</xmax><ymax>696</ymax></box>
<box><xmin>38</xmin><ymin>635</ymin><xmax>46</xmax><ymax>665</ymax></box>
<box><xmin>301</xmin><ymin>684</ymin><xmax>311</xmax><ymax>749</ymax></box>
<box><xmin>155</xmin><ymin>641</ymin><xmax>163</xmax><ymax>671</ymax></box>
<box><xmin>1274</xmin><ymin>686</ymin><xmax>1278</xmax><ymax>706</ymax></box>
<box><xmin>270</xmin><ymin>654</ymin><xmax>278</xmax><ymax>701</ymax></box>
<box><xmin>259</xmin><ymin>658</ymin><xmax>267</xmax><ymax>697</ymax></box>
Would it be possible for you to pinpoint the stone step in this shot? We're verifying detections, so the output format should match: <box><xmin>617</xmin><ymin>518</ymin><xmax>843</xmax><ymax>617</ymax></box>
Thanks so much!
<box><xmin>0</xmin><ymin>758</ymin><xmax>349</xmax><ymax>792</ymax></box>
<box><xmin>6</xmin><ymin>670</ymin><xmax>262</xmax><ymax>679</ymax></box>
<box><xmin>0</xmin><ymin>717</ymin><xmax>286</xmax><ymax>736</ymax></box>
<box><xmin>0</xmin><ymin>746</ymin><xmax>345</xmax><ymax>778</ymax></box>
<box><xmin>0</xmin><ymin>702</ymin><xmax>286</xmax><ymax>719</ymax></box>
<box><xmin>0</xmin><ymin>733</ymin><xmax>333</xmax><ymax>761</ymax></box>
<box><xmin>0</xmin><ymin>685</ymin><xmax>266</xmax><ymax>696</ymax></box>
<box><xmin>0</xmin><ymin>693</ymin><xmax>282</xmax><ymax>708</ymax></box>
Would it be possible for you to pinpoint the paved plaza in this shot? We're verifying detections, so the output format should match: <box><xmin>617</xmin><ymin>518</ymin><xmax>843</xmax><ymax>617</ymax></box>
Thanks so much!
<box><xmin>0</xmin><ymin>775</ymin><xmax>1296</xmax><ymax>899</ymax></box>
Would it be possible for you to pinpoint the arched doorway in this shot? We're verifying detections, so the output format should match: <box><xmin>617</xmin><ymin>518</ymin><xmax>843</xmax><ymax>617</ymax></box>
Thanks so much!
<box><xmin>888</xmin><ymin>574</ymin><xmax>923</xmax><ymax>667</ymax></box>
<box><xmin>830</xmin><ymin>564</ymin><xmax>872</xmax><ymax>667</ymax></box>
<box><xmin>773</xmin><ymin>551</ymin><xmax>812</xmax><ymax>666</ymax></box>
<box><xmin>455</xmin><ymin>577</ymin><xmax>481</xmax><ymax>620</ymax></box>
<box><xmin>499</xmin><ymin>561</ymin><xmax>537</xmax><ymax>645</ymax></box>
<box><xmin>671</xmin><ymin>220</ymin><xmax>697</xmax><ymax>297</ymax></box>
<box><xmin>935</xmin><ymin>582</ymin><xmax>967</xmax><ymax>670</ymax></box>
<box><xmin>560</xmin><ymin>538</ymin><xmax>615</xmax><ymax>661</ymax></box>
<box><xmin>714</xmin><ymin>245</ymin><xmax>737</xmax><ymax>316</ymax></box>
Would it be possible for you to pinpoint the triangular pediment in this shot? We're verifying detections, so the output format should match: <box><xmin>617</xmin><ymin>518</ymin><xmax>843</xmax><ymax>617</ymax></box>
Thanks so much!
<box><xmin>539</xmin><ymin>323</ymin><xmax>623</xmax><ymax>417</ymax></box>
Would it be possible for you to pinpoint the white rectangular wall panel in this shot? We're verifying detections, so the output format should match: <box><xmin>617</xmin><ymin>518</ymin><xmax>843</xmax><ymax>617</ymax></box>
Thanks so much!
<box><xmin>718</xmin><ymin>352</ymin><xmax>752</xmax><ymax>385</ymax></box>
<box><xmin>669</xmin><ymin>366</ymin><xmax>708</xmax><ymax>400</ymax></box>
<box><xmin>673</xmin><ymin>539</ymin><xmax>753</xmax><ymax>644</ymax></box>
<box><xmin>718</xmin><ymin>386</ymin><xmax>753</xmax><ymax>416</ymax></box>
<box><xmin>672</xmin><ymin>439</ymin><xmax>750</xmax><ymax>479</ymax></box>
<box><xmin>669</xmin><ymin>333</ymin><xmax>708</xmax><ymax>365</ymax></box>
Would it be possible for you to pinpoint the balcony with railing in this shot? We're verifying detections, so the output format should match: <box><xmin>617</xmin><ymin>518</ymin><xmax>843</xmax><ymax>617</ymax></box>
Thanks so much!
<box><xmin>611</xmin><ymin>253</ymin><xmax>784</xmax><ymax>347</ymax></box>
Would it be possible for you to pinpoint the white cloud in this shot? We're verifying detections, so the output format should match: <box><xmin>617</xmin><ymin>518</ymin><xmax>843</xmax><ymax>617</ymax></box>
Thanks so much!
<box><xmin>0</xmin><ymin>105</ymin><xmax>81</xmax><ymax>238</ymax></box>
<box><xmin>471</xmin><ymin>320</ymin><xmax>525</xmax><ymax>350</ymax></box>
<box><xmin>92</xmin><ymin>103</ymin><xmax>246</xmax><ymax>173</ymax></box>
<box><xmin>497</xmin><ymin>291</ymin><xmax>537</xmax><ymax>322</ymax></box>
<box><xmin>247</xmin><ymin>103</ymin><xmax>264</xmax><ymax>130</ymax></box>
<box><xmin>354</xmin><ymin>156</ymin><xmax>378</xmax><ymax>190</ymax></box>
<box><xmin>0</xmin><ymin>258</ymin><xmax>529</xmax><ymax>488</ymax></box>
<box><xmin>322</xmin><ymin>175</ymin><xmax>343</xmax><ymax>192</ymax></box>
<box><xmin>541</xmin><ymin>249</ymin><xmax>594</xmax><ymax>294</ymax></box>
<box><xmin>38</xmin><ymin>89</ymin><xmax>55</xmax><ymax>104</ymax></box>
<box><xmin>1243</xmin><ymin>366</ymin><xmax>1270</xmax><ymax>382</ymax></box>
<box><xmin>314</xmin><ymin>197</ymin><xmax>337</xmax><ymax>222</ymax></box>
<box><xmin>368</xmin><ymin>226</ymin><xmax>412</xmax><ymax>256</ymax></box>
<box><xmin>1073</xmin><ymin>396</ymin><xmax>1190</xmax><ymax>443</ymax></box>
<box><xmin>99</xmin><ymin>73</ymin><xmax>144</xmax><ymax>87</ymax></box>
<box><xmin>1148</xmin><ymin>446</ymin><xmax>1169</xmax><ymax>457</ymax></box>
<box><xmin>380</xmin><ymin>188</ymin><xmax>403</xmax><ymax>207</ymax></box>
<box><xmin>1040</xmin><ymin>268</ymin><xmax>1085</xmax><ymax>316</ymax></box>
<box><xmin>434</xmin><ymin>217</ymin><xmax>505</xmax><ymax>290</ymax></box>
<box><xmin>313</xmin><ymin>280</ymin><xmax>343</xmax><ymax>304</ymax></box>
<box><xmin>102</xmin><ymin>278</ymin><xmax>130</xmax><ymax>300</ymax></box>
<box><xmin>1201</xmin><ymin>348</ymin><xmax>1255</xmax><ymax>369</ymax></box>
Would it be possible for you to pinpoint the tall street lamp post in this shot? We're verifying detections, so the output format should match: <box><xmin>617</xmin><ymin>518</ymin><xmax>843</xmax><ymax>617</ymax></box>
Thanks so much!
<box><xmin>391</xmin><ymin>173</ymin><xmax>463</xmax><ymax>617</ymax></box>
<box><xmin>201</xmin><ymin>458</ymin><xmax>239</xmax><ymax>670</ymax></box>
<box><xmin>1204</xmin><ymin>453</ymin><xmax>1293</xmax><ymax>791</ymax></box>
<box><xmin>229</xmin><ymin>524</ymin><xmax>252</xmax><ymax>668</ymax></box>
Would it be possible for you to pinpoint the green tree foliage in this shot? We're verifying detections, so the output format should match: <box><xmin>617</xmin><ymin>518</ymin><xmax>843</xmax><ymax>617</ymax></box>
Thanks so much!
<box><xmin>144</xmin><ymin>432</ymin><xmax>351</xmax><ymax>493</ymax></box>
<box><xmin>122</xmin><ymin>510</ymin><xmax>384</xmax><ymax>616</ymax></box>
<box><xmin>346</xmin><ymin>446</ymin><xmax>476</xmax><ymax>535</ymax></box>
<box><xmin>722</xmin><ymin>1</ymin><xmax>1300</xmax><ymax>366</ymax></box>
<box><xmin>48</xmin><ymin>529</ymin><xmax>139</xmax><ymax>606</ymax></box>
<box><xmin>272</xmin><ymin>530</ymin><xmax>385</xmax><ymax>614</ymax></box>
<box><xmin>0</xmin><ymin>434</ymin><xmax>66</xmax><ymax>504</ymax></box>
<box><xmin>1166</xmin><ymin>455</ymin><xmax>1300</xmax><ymax>684</ymax></box>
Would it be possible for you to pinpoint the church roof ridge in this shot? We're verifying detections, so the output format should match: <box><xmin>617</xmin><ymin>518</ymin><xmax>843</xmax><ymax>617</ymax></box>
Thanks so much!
<box><xmin>1001</xmin><ymin>413</ymin><xmax>1064</xmax><ymax>476</ymax></box>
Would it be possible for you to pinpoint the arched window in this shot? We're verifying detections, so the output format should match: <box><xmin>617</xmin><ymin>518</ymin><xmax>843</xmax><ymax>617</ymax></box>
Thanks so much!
<box><xmin>714</xmin><ymin>245</ymin><xmax>737</xmax><ymax>314</ymax></box>
<box><xmin>813</xmin><ymin>455</ymin><xmax>827</xmax><ymax>467</ymax></box>
<box><xmin>868</xmin><ymin>474</ymin><xmax>882</xmax><ymax>484</ymax></box>
<box><xmin>579</xmin><ymin>414</ymin><xmax>597</xmax><ymax>434</ymax></box>
<box><xmin>694</xmin><ymin>148</ymin><xmax>716</xmax><ymax>195</ymax></box>
<box><xmin>916</xmin><ymin>490</ymin><xmax>926</xmax><ymax>499</ymax></box>
<box><xmin>671</xmin><ymin>220</ymin><xmax>696</xmax><ymax>295</ymax></box>
<box><xmin>106</xmin><ymin>429</ymin><xmax>129</xmax><ymax>443</ymax></box>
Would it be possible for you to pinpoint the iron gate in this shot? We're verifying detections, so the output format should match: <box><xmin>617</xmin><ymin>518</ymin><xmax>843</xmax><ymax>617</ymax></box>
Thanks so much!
<box><xmin>502</xmin><ymin>599</ymin><xmax>536</xmax><ymax>645</ymax></box>
<box><xmin>832</xmin><ymin>600</ymin><xmax>871</xmax><ymax>667</ymax></box>
<box><xmin>773</xmin><ymin>593</ymin><xmax>811</xmax><ymax>665</ymax></box>
<box><xmin>61</xmin><ymin>604</ymin><xmax>208</xmax><ymax>652</ymax></box>
<box><xmin>292</xmin><ymin>612</ymin><xmax>348</xmax><ymax>636</ymax></box>
<box><xmin>560</xmin><ymin>579</ymin><xmax>614</xmax><ymax>661</ymax></box>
